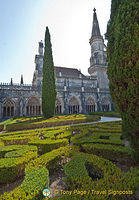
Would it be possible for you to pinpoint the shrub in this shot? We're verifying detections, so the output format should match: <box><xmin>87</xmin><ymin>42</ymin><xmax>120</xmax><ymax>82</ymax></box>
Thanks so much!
<box><xmin>5</xmin><ymin>115</ymin><xmax>100</xmax><ymax>132</ymax></box>
<box><xmin>81</xmin><ymin>143</ymin><xmax>133</xmax><ymax>163</ymax></box>
<box><xmin>0</xmin><ymin>124</ymin><xmax>4</xmax><ymax>132</ymax></box>
<box><xmin>73</xmin><ymin>132</ymin><xmax>124</xmax><ymax>146</ymax></box>
<box><xmin>27</xmin><ymin>146</ymin><xmax>76</xmax><ymax>173</ymax></box>
<box><xmin>21</xmin><ymin>166</ymin><xmax>49</xmax><ymax>198</ymax></box>
<box><xmin>43</xmin><ymin>129</ymin><xmax>72</xmax><ymax>140</ymax></box>
<box><xmin>0</xmin><ymin>151</ymin><xmax>37</xmax><ymax>184</ymax></box>
<box><xmin>1</xmin><ymin>135</ymin><xmax>38</xmax><ymax>145</ymax></box>
<box><xmin>89</xmin><ymin>111</ymin><xmax>121</xmax><ymax>118</ymax></box>
<box><xmin>0</xmin><ymin>145</ymin><xmax>37</xmax><ymax>158</ymax></box>
<box><xmin>29</xmin><ymin>138</ymin><xmax>68</xmax><ymax>154</ymax></box>
<box><xmin>0</xmin><ymin>166</ymin><xmax>49</xmax><ymax>200</ymax></box>
<box><xmin>63</xmin><ymin>153</ymin><xmax>138</xmax><ymax>200</ymax></box>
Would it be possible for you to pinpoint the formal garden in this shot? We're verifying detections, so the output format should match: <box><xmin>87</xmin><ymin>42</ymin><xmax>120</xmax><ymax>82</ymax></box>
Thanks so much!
<box><xmin>0</xmin><ymin>0</ymin><xmax>138</xmax><ymax>199</ymax></box>
<box><xmin>0</xmin><ymin>114</ymin><xmax>138</xmax><ymax>200</ymax></box>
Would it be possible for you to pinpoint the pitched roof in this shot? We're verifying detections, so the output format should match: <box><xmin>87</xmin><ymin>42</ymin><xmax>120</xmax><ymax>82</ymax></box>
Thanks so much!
<box><xmin>55</xmin><ymin>66</ymin><xmax>85</xmax><ymax>78</ymax></box>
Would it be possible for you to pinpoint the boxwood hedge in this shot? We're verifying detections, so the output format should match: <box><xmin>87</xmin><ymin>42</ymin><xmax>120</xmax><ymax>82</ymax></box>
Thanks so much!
<box><xmin>29</xmin><ymin>138</ymin><xmax>68</xmax><ymax>154</ymax></box>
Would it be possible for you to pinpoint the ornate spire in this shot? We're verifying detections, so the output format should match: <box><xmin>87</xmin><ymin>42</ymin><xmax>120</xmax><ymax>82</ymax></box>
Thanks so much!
<box><xmin>10</xmin><ymin>78</ymin><xmax>13</xmax><ymax>85</ymax></box>
<box><xmin>38</xmin><ymin>40</ymin><xmax>44</xmax><ymax>55</ymax></box>
<box><xmin>20</xmin><ymin>75</ymin><xmax>23</xmax><ymax>85</ymax></box>
<box><xmin>91</xmin><ymin>8</ymin><xmax>101</xmax><ymax>37</ymax></box>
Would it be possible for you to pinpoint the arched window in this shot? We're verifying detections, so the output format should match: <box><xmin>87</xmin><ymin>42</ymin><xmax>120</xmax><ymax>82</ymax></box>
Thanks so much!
<box><xmin>86</xmin><ymin>97</ymin><xmax>96</xmax><ymax>113</ymax></box>
<box><xmin>101</xmin><ymin>97</ymin><xmax>109</xmax><ymax>111</ymax></box>
<box><xmin>55</xmin><ymin>98</ymin><xmax>62</xmax><ymax>114</ymax></box>
<box><xmin>26</xmin><ymin>97</ymin><xmax>41</xmax><ymax>116</ymax></box>
<box><xmin>3</xmin><ymin>99</ymin><xmax>15</xmax><ymax>117</ymax></box>
<box><xmin>68</xmin><ymin>97</ymin><xmax>80</xmax><ymax>114</ymax></box>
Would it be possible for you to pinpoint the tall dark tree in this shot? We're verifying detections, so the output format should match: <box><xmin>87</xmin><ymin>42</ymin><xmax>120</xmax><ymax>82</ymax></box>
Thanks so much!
<box><xmin>106</xmin><ymin>0</ymin><xmax>139</xmax><ymax>162</ymax></box>
<box><xmin>42</xmin><ymin>27</ymin><xmax>57</xmax><ymax>118</ymax></box>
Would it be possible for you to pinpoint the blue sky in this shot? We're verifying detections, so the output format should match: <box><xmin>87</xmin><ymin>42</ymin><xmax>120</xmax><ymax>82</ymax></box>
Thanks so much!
<box><xmin>0</xmin><ymin>0</ymin><xmax>111</xmax><ymax>84</ymax></box>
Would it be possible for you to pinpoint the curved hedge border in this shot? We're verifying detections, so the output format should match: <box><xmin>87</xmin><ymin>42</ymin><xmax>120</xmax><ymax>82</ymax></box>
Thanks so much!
<box><xmin>0</xmin><ymin>166</ymin><xmax>49</xmax><ymax>200</ymax></box>
<box><xmin>1</xmin><ymin>136</ymin><xmax>38</xmax><ymax>145</ymax></box>
<box><xmin>5</xmin><ymin>116</ymin><xmax>100</xmax><ymax>132</ymax></box>
<box><xmin>80</xmin><ymin>143</ymin><xmax>133</xmax><ymax>162</ymax></box>
<box><xmin>29</xmin><ymin>138</ymin><xmax>68</xmax><ymax>154</ymax></box>
<box><xmin>0</xmin><ymin>151</ymin><xmax>37</xmax><ymax>184</ymax></box>
<box><xmin>0</xmin><ymin>145</ymin><xmax>38</xmax><ymax>184</ymax></box>
<box><xmin>61</xmin><ymin>153</ymin><xmax>138</xmax><ymax>200</ymax></box>
<box><xmin>0</xmin><ymin>146</ymin><xmax>75</xmax><ymax>200</ymax></box>
<box><xmin>0</xmin><ymin>145</ymin><xmax>37</xmax><ymax>158</ymax></box>
<box><xmin>0</xmin><ymin>124</ymin><xmax>4</xmax><ymax>132</ymax></box>
<box><xmin>72</xmin><ymin>132</ymin><xmax>124</xmax><ymax>146</ymax></box>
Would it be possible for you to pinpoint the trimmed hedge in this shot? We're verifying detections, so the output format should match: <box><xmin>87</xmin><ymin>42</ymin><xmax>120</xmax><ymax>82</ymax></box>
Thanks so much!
<box><xmin>21</xmin><ymin>166</ymin><xmax>49</xmax><ymax>198</ymax></box>
<box><xmin>0</xmin><ymin>130</ymin><xmax>38</xmax><ymax>138</ymax></box>
<box><xmin>0</xmin><ymin>124</ymin><xmax>4</xmax><ymax>132</ymax></box>
<box><xmin>0</xmin><ymin>151</ymin><xmax>37</xmax><ymax>184</ymax></box>
<box><xmin>73</xmin><ymin>132</ymin><xmax>124</xmax><ymax>146</ymax></box>
<box><xmin>27</xmin><ymin>146</ymin><xmax>76</xmax><ymax>173</ymax></box>
<box><xmin>5</xmin><ymin>116</ymin><xmax>100</xmax><ymax>132</ymax></box>
<box><xmin>62</xmin><ymin>153</ymin><xmax>138</xmax><ymax>200</ymax></box>
<box><xmin>0</xmin><ymin>146</ymin><xmax>74</xmax><ymax>199</ymax></box>
<box><xmin>43</xmin><ymin>129</ymin><xmax>72</xmax><ymax>140</ymax></box>
<box><xmin>89</xmin><ymin>111</ymin><xmax>121</xmax><ymax>118</ymax></box>
<box><xmin>0</xmin><ymin>166</ymin><xmax>49</xmax><ymax>200</ymax></box>
<box><xmin>0</xmin><ymin>145</ymin><xmax>37</xmax><ymax>158</ymax></box>
<box><xmin>81</xmin><ymin>143</ymin><xmax>133</xmax><ymax>162</ymax></box>
<box><xmin>1</xmin><ymin>135</ymin><xmax>38</xmax><ymax>145</ymax></box>
<box><xmin>29</xmin><ymin>138</ymin><xmax>68</xmax><ymax>154</ymax></box>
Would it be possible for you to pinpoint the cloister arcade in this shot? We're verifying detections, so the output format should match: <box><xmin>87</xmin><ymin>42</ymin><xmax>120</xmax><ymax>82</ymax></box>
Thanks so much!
<box><xmin>101</xmin><ymin>97</ymin><xmax>110</xmax><ymax>111</ymax></box>
<box><xmin>68</xmin><ymin>96</ymin><xmax>80</xmax><ymax>114</ymax></box>
<box><xmin>26</xmin><ymin>97</ymin><xmax>41</xmax><ymax>116</ymax></box>
<box><xmin>86</xmin><ymin>96</ymin><xmax>96</xmax><ymax>113</ymax></box>
<box><xmin>3</xmin><ymin>99</ymin><xmax>15</xmax><ymax>117</ymax></box>
<box><xmin>55</xmin><ymin>98</ymin><xmax>62</xmax><ymax>114</ymax></box>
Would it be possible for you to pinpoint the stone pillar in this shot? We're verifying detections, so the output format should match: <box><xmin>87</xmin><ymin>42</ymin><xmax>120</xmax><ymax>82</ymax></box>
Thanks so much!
<box><xmin>10</xmin><ymin>107</ymin><xmax>11</xmax><ymax>117</ymax></box>
<box><xmin>28</xmin><ymin>106</ymin><xmax>30</xmax><ymax>116</ymax></box>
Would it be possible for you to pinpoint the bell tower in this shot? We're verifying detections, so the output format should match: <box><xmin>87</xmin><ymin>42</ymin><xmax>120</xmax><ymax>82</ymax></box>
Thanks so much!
<box><xmin>88</xmin><ymin>8</ymin><xmax>108</xmax><ymax>89</ymax></box>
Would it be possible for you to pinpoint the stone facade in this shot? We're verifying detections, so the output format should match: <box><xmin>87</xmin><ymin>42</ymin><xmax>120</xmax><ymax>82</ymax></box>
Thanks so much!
<box><xmin>0</xmin><ymin>9</ymin><xmax>113</xmax><ymax>120</ymax></box>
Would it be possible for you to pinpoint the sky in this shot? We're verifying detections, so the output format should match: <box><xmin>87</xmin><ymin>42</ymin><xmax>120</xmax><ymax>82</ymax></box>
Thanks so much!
<box><xmin>0</xmin><ymin>0</ymin><xmax>111</xmax><ymax>84</ymax></box>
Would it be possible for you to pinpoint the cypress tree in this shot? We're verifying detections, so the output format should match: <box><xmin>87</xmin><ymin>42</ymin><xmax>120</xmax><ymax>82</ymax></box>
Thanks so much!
<box><xmin>42</xmin><ymin>27</ymin><xmax>57</xmax><ymax>118</ymax></box>
<box><xmin>106</xmin><ymin>0</ymin><xmax>139</xmax><ymax>162</ymax></box>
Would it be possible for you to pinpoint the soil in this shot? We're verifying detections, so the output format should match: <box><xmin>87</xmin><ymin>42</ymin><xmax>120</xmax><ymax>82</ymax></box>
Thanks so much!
<box><xmin>0</xmin><ymin>177</ymin><xmax>24</xmax><ymax>195</ymax></box>
<box><xmin>48</xmin><ymin>158</ymin><xmax>71</xmax><ymax>198</ymax></box>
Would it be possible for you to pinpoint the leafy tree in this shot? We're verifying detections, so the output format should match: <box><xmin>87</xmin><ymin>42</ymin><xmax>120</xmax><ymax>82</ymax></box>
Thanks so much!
<box><xmin>106</xmin><ymin>0</ymin><xmax>139</xmax><ymax>162</ymax></box>
<box><xmin>42</xmin><ymin>27</ymin><xmax>57</xmax><ymax>118</ymax></box>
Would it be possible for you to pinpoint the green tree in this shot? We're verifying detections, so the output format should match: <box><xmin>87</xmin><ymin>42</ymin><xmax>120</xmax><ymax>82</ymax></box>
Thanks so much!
<box><xmin>42</xmin><ymin>27</ymin><xmax>57</xmax><ymax>118</ymax></box>
<box><xmin>106</xmin><ymin>0</ymin><xmax>139</xmax><ymax>162</ymax></box>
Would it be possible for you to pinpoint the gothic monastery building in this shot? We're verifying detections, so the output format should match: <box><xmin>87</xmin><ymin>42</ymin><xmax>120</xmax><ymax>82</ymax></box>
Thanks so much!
<box><xmin>0</xmin><ymin>9</ymin><xmax>114</xmax><ymax>120</ymax></box>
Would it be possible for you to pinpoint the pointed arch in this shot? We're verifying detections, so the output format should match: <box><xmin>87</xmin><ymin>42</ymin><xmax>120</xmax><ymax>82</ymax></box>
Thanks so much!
<box><xmin>68</xmin><ymin>96</ymin><xmax>81</xmax><ymax>114</ymax></box>
<box><xmin>3</xmin><ymin>99</ymin><xmax>15</xmax><ymax>117</ymax></box>
<box><xmin>26</xmin><ymin>96</ymin><xmax>41</xmax><ymax>116</ymax></box>
<box><xmin>86</xmin><ymin>96</ymin><xmax>96</xmax><ymax>113</ymax></box>
<box><xmin>101</xmin><ymin>97</ymin><xmax>110</xmax><ymax>111</ymax></box>
<box><xmin>55</xmin><ymin>98</ymin><xmax>63</xmax><ymax>114</ymax></box>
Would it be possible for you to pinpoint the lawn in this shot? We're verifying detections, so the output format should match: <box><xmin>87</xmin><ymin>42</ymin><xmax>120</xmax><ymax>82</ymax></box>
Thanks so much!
<box><xmin>0</xmin><ymin>119</ymin><xmax>138</xmax><ymax>200</ymax></box>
